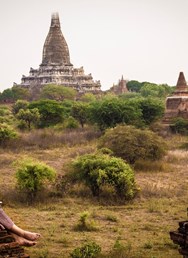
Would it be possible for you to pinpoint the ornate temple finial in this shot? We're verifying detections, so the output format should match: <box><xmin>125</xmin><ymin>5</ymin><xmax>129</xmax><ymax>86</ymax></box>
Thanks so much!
<box><xmin>175</xmin><ymin>72</ymin><xmax>188</xmax><ymax>93</ymax></box>
<box><xmin>51</xmin><ymin>12</ymin><xmax>60</xmax><ymax>27</ymax></box>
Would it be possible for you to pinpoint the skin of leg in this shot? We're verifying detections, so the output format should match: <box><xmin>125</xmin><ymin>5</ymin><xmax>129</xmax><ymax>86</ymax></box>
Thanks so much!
<box><xmin>10</xmin><ymin>224</ymin><xmax>40</xmax><ymax>241</ymax></box>
<box><xmin>9</xmin><ymin>232</ymin><xmax>36</xmax><ymax>247</ymax></box>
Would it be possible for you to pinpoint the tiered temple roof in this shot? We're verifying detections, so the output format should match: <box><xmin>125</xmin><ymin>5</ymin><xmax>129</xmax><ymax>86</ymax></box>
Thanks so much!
<box><xmin>110</xmin><ymin>76</ymin><xmax>129</xmax><ymax>94</ymax></box>
<box><xmin>163</xmin><ymin>72</ymin><xmax>188</xmax><ymax>124</ymax></box>
<box><xmin>17</xmin><ymin>13</ymin><xmax>101</xmax><ymax>93</ymax></box>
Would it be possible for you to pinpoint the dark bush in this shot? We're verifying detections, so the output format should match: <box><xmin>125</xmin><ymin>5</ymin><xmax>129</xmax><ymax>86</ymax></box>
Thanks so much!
<box><xmin>98</xmin><ymin>125</ymin><xmax>166</xmax><ymax>164</ymax></box>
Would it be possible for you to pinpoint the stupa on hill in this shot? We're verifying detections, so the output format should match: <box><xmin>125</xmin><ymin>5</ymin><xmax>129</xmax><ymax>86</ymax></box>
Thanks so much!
<box><xmin>16</xmin><ymin>13</ymin><xmax>101</xmax><ymax>93</ymax></box>
<box><xmin>110</xmin><ymin>76</ymin><xmax>129</xmax><ymax>94</ymax></box>
<box><xmin>163</xmin><ymin>72</ymin><xmax>188</xmax><ymax>124</ymax></box>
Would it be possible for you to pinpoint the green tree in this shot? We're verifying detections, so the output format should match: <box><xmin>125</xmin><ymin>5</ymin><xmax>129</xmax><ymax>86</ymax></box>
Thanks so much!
<box><xmin>0</xmin><ymin>89</ymin><xmax>15</xmax><ymax>102</ymax></box>
<box><xmin>137</xmin><ymin>98</ymin><xmax>165</xmax><ymax>125</ymax></box>
<box><xmin>71</xmin><ymin>102</ymin><xmax>89</xmax><ymax>128</ymax></box>
<box><xmin>0</xmin><ymin>123</ymin><xmax>17</xmax><ymax>146</ymax></box>
<box><xmin>0</xmin><ymin>87</ymin><xmax>30</xmax><ymax>103</ymax></box>
<box><xmin>72</xmin><ymin>152</ymin><xmax>137</xmax><ymax>198</ymax></box>
<box><xmin>16</xmin><ymin>108</ymin><xmax>40</xmax><ymax>130</ymax></box>
<box><xmin>88</xmin><ymin>97</ymin><xmax>142</xmax><ymax>130</ymax></box>
<box><xmin>99</xmin><ymin>125</ymin><xmax>166</xmax><ymax>164</ymax></box>
<box><xmin>15</xmin><ymin>158</ymin><xmax>56</xmax><ymax>202</ymax></box>
<box><xmin>127</xmin><ymin>80</ymin><xmax>143</xmax><ymax>92</ymax></box>
<box><xmin>12</xmin><ymin>100</ymin><xmax>29</xmax><ymax>115</ymax></box>
<box><xmin>140</xmin><ymin>83</ymin><xmax>172</xmax><ymax>98</ymax></box>
<box><xmin>12</xmin><ymin>86</ymin><xmax>30</xmax><ymax>100</ymax></box>
<box><xmin>40</xmin><ymin>84</ymin><xmax>76</xmax><ymax>101</ymax></box>
<box><xmin>28</xmin><ymin>100</ymin><xmax>65</xmax><ymax>127</ymax></box>
<box><xmin>80</xmin><ymin>93</ymin><xmax>96</xmax><ymax>102</ymax></box>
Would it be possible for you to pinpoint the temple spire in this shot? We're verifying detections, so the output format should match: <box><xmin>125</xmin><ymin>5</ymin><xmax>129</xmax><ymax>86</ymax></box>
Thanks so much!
<box><xmin>51</xmin><ymin>13</ymin><xmax>61</xmax><ymax>28</ymax></box>
<box><xmin>41</xmin><ymin>12</ymin><xmax>71</xmax><ymax>66</ymax></box>
<box><xmin>175</xmin><ymin>71</ymin><xmax>188</xmax><ymax>93</ymax></box>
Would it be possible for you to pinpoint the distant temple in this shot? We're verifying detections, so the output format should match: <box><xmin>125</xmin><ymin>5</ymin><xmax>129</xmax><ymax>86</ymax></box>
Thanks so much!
<box><xmin>110</xmin><ymin>76</ymin><xmax>129</xmax><ymax>94</ymax></box>
<box><xmin>163</xmin><ymin>72</ymin><xmax>188</xmax><ymax>124</ymax></box>
<box><xmin>17</xmin><ymin>13</ymin><xmax>101</xmax><ymax>93</ymax></box>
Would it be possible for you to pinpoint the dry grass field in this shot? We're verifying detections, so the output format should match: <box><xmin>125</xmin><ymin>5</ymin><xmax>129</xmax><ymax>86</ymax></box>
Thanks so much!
<box><xmin>0</xmin><ymin>131</ymin><xmax>187</xmax><ymax>258</ymax></box>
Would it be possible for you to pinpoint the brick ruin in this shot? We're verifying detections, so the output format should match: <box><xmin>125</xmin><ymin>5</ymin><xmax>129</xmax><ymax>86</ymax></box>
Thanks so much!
<box><xmin>110</xmin><ymin>76</ymin><xmax>129</xmax><ymax>94</ymax></box>
<box><xmin>163</xmin><ymin>72</ymin><xmax>188</xmax><ymax>124</ymax></box>
<box><xmin>16</xmin><ymin>13</ymin><xmax>101</xmax><ymax>94</ymax></box>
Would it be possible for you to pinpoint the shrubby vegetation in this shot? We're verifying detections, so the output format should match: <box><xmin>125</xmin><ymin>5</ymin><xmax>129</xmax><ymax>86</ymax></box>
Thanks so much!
<box><xmin>15</xmin><ymin>158</ymin><xmax>56</xmax><ymax>202</ymax></box>
<box><xmin>0</xmin><ymin>123</ymin><xmax>17</xmax><ymax>146</ymax></box>
<box><xmin>70</xmin><ymin>242</ymin><xmax>101</xmax><ymax>258</ymax></box>
<box><xmin>71</xmin><ymin>151</ymin><xmax>137</xmax><ymax>199</ymax></box>
<box><xmin>12</xmin><ymin>100</ymin><xmax>29</xmax><ymax>115</ymax></box>
<box><xmin>40</xmin><ymin>84</ymin><xmax>77</xmax><ymax>101</ymax></box>
<box><xmin>99</xmin><ymin>125</ymin><xmax>166</xmax><ymax>164</ymax></box>
<box><xmin>16</xmin><ymin>108</ymin><xmax>40</xmax><ymax>130</ymax></box>
<box><xmin>0</xmin><ymin>86</ymin><xmax>30</xmax><ymax>102</ymax></box>
<box><xmin>88</xmin><ymin>97</ymin><xmax>143</xmax><ymax>130</ymax></box>
<box><xmin>170</xmin><ymin>117</ymin><xmax>188</xmax><ymax>135</ymax></box>
<box><xmin>28</xmin><ymin>99</ymin><xmax>65</xmax><ymax>127</ymax></box>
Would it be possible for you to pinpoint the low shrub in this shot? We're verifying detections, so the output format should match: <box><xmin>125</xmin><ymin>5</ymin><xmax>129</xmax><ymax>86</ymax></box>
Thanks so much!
<box><xmin>70</xmin><ymin>242</ymin><xmax>101</xmax><ymax>258</ymax></box>
<box><xmin>0</xmin><ymin>123</ymin><xmax>17</xmax><ymax>146</ymax></box>
<box><xmin>72</xmin><ymin>152</ymin><xmax>137</xmax><ymax>199</ymax></box>
<box><xmin>98</xmin><ymin>125</ymin><xmax>166</xmax><ymax>164</ymax></box>
<box><xmin>15</xmin><ymin>158</ymin><xmax>56</xmax><ymax>202</ymax></box>
<box><xmin>170</xmin><ymin>117</ymin><xmax>188</xmax><ymax>135</ymax></box>
<box><xmin>74</xmin><ymin>211</ymin><xmax>98</xmax><ymax>232</ymax></box>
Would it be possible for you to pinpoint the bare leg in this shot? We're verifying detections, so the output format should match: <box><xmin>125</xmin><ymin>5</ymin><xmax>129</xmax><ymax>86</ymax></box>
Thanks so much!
<box><xmin>10</xmin><ymin>224</ymin><xmax>41</xmax><ymax>241</ymax></box>
<box><xmin>10</xmin><ymin>232</ymin><xmax>36</xmax><ymax>247</ymax></box>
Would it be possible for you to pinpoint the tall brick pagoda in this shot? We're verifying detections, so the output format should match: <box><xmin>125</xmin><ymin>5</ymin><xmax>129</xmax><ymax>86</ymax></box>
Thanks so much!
<box><xmin>163</xmin><ymin>72</ymin><xmax>188</xmax><ymax>124</ymax></box>
<box><xmin>17</xmin><ymin>13</ymin><xmax>101</xmax><ymax>93</ymax></box>
<box><xmin>110</xmin><ymin>76</ymin><xmax>129</xmax><ymax>94</ymax></box>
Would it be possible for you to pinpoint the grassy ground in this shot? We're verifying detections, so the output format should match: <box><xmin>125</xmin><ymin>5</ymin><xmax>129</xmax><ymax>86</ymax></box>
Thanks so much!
<box><xmin>0</xmin><ymin>132</ymin><xmax>187</xmax><ymax>258</ymax></box>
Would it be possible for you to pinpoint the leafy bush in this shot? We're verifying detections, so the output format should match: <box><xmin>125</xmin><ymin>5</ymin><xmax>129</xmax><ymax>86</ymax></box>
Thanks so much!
<box><xmin>170</xmin><ymin>117</ymin><xmax>188</xmax><ymax>135</ymax></box>
<box><xmin>12</xmin><ymin>100</ymin><xmax>29</xmax><ymax>115</ymax></box>
<box><xmin>70</xmin><ymin>242</ymin><xmax>101</xmax><ymax>258</ymax></box>
<box><xmin>0</xmin><ymin>123</ymin><xmax>17</xmax><ymax>146</ymax></box>
<box><xmin>28</xmin><ymin>99</ymin><xmax>65</xmax><ymax>127</ymax></box>
<box><xmin>15</xmin><ymin>158</ymin><xmax>56</xmax><ymax>202</ymax></box>
<box><xmin>74</xmin><ymin>211</ymin><xmax>98</xmax><ymax>232</ymax></box>
<box><xmin>63</xmin><ymin>116</ymin><xmax>79</xmax><ymax>129</ymax></box>
<box><xmin>72</xmin><ymin>152</ymin><xmax>137</xmax><ymax>199</ymax></box>
<box><xmin>16</xmin><ymin>108</ymin><xmax>40</xmax><ymax>130</ymax></box>
<box><xmin>88</xmin><ymin>97</ymin><xmax>143</xmax><ymax>130</ymax></box>
<box><xmin>98</xmin><ymin>125</ymin><xmax>166</xmax><ymax>164</ymax></box>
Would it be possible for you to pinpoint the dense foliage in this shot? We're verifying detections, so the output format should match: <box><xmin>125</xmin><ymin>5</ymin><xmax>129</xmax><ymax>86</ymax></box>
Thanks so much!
<box><xmin>88</xmin><ymin>97</ymin><xmax>142</xmax><ymax>130</ymax></box>
<box><xmin>28</xmin><ymin>99</ymin><xmax>65</xmax><ymax>127</ymax></box>
<box><xmin>72</xmin><ymin>152</ymin><xmax>137</xmax><ymax>199</ymax></box>
<box><xmin>99</xmin><ymin>125</ymin><xmax>166</xmax><ymax>164</ymax></box>
<box><xmin>0</xmin><ymin>86</ymin><xmax>30</xmax><ymax>102</ymax></box>
<box><xmin>0</xmin><ymin>123</ymin><xmax>17</xmax><ymax>146</ymax></box>
<box><xmin>170</xmin><ymin>117</ymin><xmax>188</xmax><ymax>135</ymax></box>
<box><xmin>15</xmin><ymin>158</ymin><xmax>56</xmax><ymax>202</ymax></box>
<box><xmin>12</xmin><ymin>100</ymin><xmax>29</xmax><ymax>115</ymax></box>
<box><xmin>70</xmin><ymin>242</ymin><xmax>101</xmax><ymax>258</ymax></box>
<box><xmin>71</xmin><ymin>102</ymin><xmax>89</xmax><ymax>128</ymax></box>
<box><xmin>16</xmin><ymin>108</ymin><xmax>40</xmax><ymax>130</ymax></box>
<box><xmin>40</xmin><ymin>84</ymin><xmax>77</xmax><ymax>101</ymax></box>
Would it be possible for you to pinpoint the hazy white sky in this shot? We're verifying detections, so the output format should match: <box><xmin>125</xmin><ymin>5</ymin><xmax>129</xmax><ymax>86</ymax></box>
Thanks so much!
<box><xmin>1</xmin><ymin>0</ymin><xmax>188</xmax><ymax>91</ymax></box>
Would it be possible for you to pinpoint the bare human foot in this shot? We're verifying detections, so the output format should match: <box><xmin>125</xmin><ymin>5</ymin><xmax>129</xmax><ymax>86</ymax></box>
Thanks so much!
<box><xmin>11</xmin><ymin>233</ymin><xmax>36</xmax><ymax>247</ymax></box>
<box><xmin>23</xmin><ymin>231</ymin><xmax>41</xmax><ymax>241</ymax></box>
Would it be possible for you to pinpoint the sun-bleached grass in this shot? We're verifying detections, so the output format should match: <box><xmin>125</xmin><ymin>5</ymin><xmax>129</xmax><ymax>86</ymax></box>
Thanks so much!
<box><xmin>0</xmin><ymin>133</ymin><xmax>187</xmax><ymax>257</ymax></box>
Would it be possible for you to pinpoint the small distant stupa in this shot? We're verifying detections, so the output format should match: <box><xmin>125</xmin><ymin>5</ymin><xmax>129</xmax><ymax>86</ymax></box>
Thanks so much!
<box><xmin>163</xmin><ymin>72</ymin><xmax>188</xmax><ymax>124</ymax></box>
<box><xmin>16</xmin><ymin>13</ymin><xmax>101</xmax><ymax>94</ymax></box>
<box><xmin>111</xmin><ymin>76</ymin><xmax>129</xmax><ymax>94</ymax></box>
